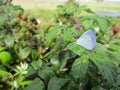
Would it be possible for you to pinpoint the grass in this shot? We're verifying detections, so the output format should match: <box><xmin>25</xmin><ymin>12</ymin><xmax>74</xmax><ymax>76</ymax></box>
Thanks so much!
<box><xmin>80</xmin><ymin>2</ymin><xmax>120</xmax><ymax>12</ymax></box>
<box><xmin>13</xmin><ymin>1</ymin><xmax>63</xmax><ymax>19</ymax></box>
<box><xmin>13</xmin><ymin>1</ymin><xmax>120</xmax><ymax>12</ymax></box>
<box><xmin>25</xmin><ymin>9</ymin><xmax>54</xmax><ymax>19</ymax></box>
<box><xmin>13</xmin><ymin>1</ymin><xmax>120</xmax><ymax>19</ymax></box>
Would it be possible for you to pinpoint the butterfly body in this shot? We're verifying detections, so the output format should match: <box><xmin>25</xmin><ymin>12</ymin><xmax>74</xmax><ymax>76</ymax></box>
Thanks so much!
<box><xmin>76</xmin><ymin>29</ymin><xmax>96</xmax><ymax>50</ymax></box>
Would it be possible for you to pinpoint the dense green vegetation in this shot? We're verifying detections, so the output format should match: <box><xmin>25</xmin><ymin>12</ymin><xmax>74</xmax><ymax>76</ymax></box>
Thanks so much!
<box><xmin>0</xmin><ymin>0</ymin><xmax>120</xmax><ymax>90</ymax></box>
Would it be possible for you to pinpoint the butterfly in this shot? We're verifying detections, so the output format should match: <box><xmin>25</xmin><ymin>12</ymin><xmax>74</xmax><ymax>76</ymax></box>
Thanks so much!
<box><xmin>76</xmin><ymin>29</ymin><xmax>96</xmax><ymax>50</ymax></box>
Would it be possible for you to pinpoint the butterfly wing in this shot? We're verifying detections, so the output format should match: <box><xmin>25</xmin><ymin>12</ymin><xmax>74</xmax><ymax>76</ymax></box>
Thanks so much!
<box><xmin>76</xmin><ymin>29</ymin><xmax>96</xmax><ymax>50</ymax></box>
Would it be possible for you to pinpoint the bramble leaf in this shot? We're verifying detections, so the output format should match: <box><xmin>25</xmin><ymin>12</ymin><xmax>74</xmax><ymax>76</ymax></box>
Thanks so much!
<box><xmin>47</xmin><ymin>77</ymin><xmax>69</xmax><ymax>90</ymax></box>
<box><xmin>25</xmin><ymin>78</ymin><xmax>45</xmax><ymax>90</ymax></box>
<box><xmin>71</xmin><ymin>56</ymin><xmax>89</xmax><ymax>82</ymax></box>
<box><xmin>0</xmin><ymin>51</ymin><xmax>12</xmax><ymax>65</ymax></box>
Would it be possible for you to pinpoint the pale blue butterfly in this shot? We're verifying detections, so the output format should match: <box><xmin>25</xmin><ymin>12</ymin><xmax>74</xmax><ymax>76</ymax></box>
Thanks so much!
<box><xmin>76</xmin><ymin>29</ymin><xmax>96</xmax><ymax>50</ymax></box>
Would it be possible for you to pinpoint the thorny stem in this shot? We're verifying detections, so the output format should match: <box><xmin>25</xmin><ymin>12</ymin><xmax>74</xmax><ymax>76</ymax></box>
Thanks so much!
<box><xmin>7</xmin><ymin>17</ymin><xmax>19</xmax><ymax>43</ymax></box>
<box><xmin>74</xmin><ymin>18</ymin><xmax>82</xmax><ymax>31</ymax></box>
<box><xmin>79</xmin><ymin>82</ymin><xmax>84</xmax><ymax>90</ymax></box>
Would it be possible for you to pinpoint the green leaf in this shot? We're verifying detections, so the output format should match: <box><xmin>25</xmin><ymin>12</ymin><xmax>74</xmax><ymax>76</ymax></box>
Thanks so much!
<box><xmin>71</xmin><ymin>56</ymin><xmax>89</xmax><ymax>82</ymax></box>
<box><xmin>82</xmin><ymin>19</ymin><xmax>94</xmax><ymax>30</ymax></box>
<box><xmin>31</xmin><ymin>59</ymin><xmax>42</xmax><ymax>70</ymax></box>
<box><xmin>0</xmin><ymin>70</ymin><xmax>12</xmax><ymax>76</ymax></box>
<box><xmin>51</xmin><ymin>38</ymin><xmax>63</xmax><ymax>53</ymax></box>
<box><xmin>67</xmin><ymin>42</ymin><xmax>89</xmax><ymax>56</ymax></box>
<box><xmin>17</xmin><ymin>76</ymin><xmax>31</xmax><ymax>86</ymax></box>
<box><xmin>67</xmin><ymin>81</ymin><xmax>79</xmax><ymax>90</ymax></box>
<box><xmin>91</xmin><ymin>86</ymin><xmax>105</xmax><ymax>90</ymax></box>
<box><xmin>17</xmin><ymin>76</ymin><xmax>25</xmax><ymax>84</ymax></box>
<box><xmin>19</xmin><ymin>81</ymin><xmax>32</xmax><ymax>86</ymax></box>
<box><xmin>109</xmin><ymin>39</ymin><xmax>120</xmax><ymax>45</ymax></box>
<box><xmin>78</xmin><ymin>5</ymin><xmax>88</xmax><ymax>13</ymax></box>
<box><xmin>47</xmin><ymin>77</ymin><xmax>69</xmax><ymax>90</ymax></box>
<box><xmin>31</xmin><ymin>50</ymin><xmax>38</xmax><ymax>60</ymax></box>
<box><xmin>94</xmin><ymin>43</ymin><xmax>107</xmax><ymax>54</ymax></box>
<box><xmin>4</xmin><ymin>5</ymin><xmax>15</xmax><ymax>13</ymax></box>
<box><xmin>4</xmin><ymin>35</ymin><xmax>14</xmax><ymax>48</ymax></box>
<box><xmin>26</xmin><ymin>65</ymin><xmax>37</xmax><ymax>78</ymax></box>
<box><xmin>59</xmin><ymin>50</ymin><xmax>76</xmax><ymax>69</ymax></box>
<box><xmin>109</xmin><ymin>52</ymin><xmax>120</xmax><ymax>65</ymax></box>
<box><xmin>90</xmin><ymin>53</ymin><xmax>117</xmax><ymax>84</ymax></box>
<box><xmin>0</xmin><ymin>51</ymin><xmax>12</xmax><ymax>65</ymax></box>
<box><xmin>42</xmin><ymin>52</ymin><xmax>52</xmax><ymax>60</ymax></box>
<box><xmin>18</xmin><ymin>47</ymin><xmax>31</xmax><ymax>60</ymax></box>
<box><xmin>63</xmin><ymin>30</ymin><xmax>74</xmax><ymax>42</ymax></box>
<box><xmin>50</xmin><ymin>55</ymin><xmax>60</xmax><ymax>70</ymax></box>
<box><xmin>0</xmin><ymin>65</ymin><xmax>6</xmax><ymax>71</ymax></box>
<box><xmin>45</xmin><ymin>25</ymin><xmax>60</xmax><ymax>47</ymax></box>
<box><xmin>0</xmin><ymin>15</ymin><xmax>7</xmax><ymax>28</ymax></box>
<box><xmin>43</xmin><ymin>38</ymin><xmax>63</xmax><ymax>60</ymax></box>
<box><xmin>108</xmin><ymin>44</ymin><xmax>120</xmax><ymax>53</ymax></box>
<box><xmin>38</xmin><ymin>67</ymin><xmax>55</xmax><ymax>84</ymax></box>
<box><xmin>95</xmin><ymin>15</ymin><xmax>108</xmax><ymax>34</ymax></box>
<box><xmin>104</xmin><ymin>31</ymin><xmax>110</xmax><ymax>42</ymax></box>
<box><xmin>0</xmin><ymin>46</ymin><xmax>5</xmax><ymax>52</ymax></box>
<box><xmin>14</xmin><ymin>44</ymin><xmax>19</xmax><ymax>51</ymax></box>
<box><xmin>85</xmin><ymin>8</ymin><xmax>94</xmax><ymax>13</ymax></box>
<box><xmin>25</xmin><ymin>78</ymin><xmax>45</xmax><ymax>90</ymax></box>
